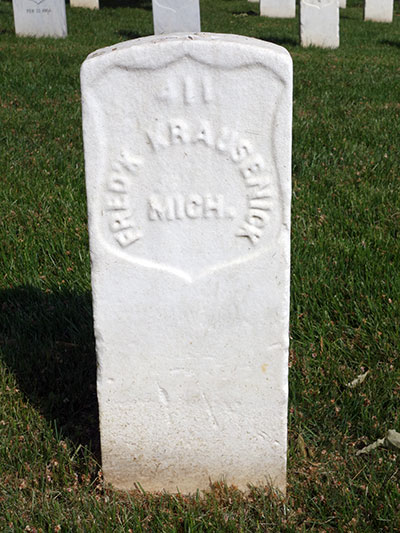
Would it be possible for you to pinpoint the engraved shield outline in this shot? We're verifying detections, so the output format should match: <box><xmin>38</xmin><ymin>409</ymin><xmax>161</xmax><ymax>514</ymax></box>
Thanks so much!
<box><xmin>303</xmin><ymin>0</ymin><xmax>336</xmax><ymax>8</ymax></box>
<box><xmin>82</xmin><ymin>35</ymin><xmax>292</xmax><ymax>283</ymax></box>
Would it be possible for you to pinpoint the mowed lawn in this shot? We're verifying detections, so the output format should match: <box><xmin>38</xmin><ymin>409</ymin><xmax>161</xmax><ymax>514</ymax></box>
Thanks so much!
<box><xmin>0</xmin><ymin>0</ymin><xmax>399</xmax><ymax>530</ymax></box>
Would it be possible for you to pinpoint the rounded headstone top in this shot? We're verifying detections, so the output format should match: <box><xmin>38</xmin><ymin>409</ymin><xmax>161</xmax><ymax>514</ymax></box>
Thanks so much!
<box><xmin>84</xmin><ymin>32</ymin><xmax>292</xmax><ymax>62</ymax></box>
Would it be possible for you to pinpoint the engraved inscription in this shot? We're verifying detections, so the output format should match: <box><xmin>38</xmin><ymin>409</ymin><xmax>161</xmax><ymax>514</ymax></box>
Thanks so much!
<box><xmin>102</xmin><ymin>75</ymin><xmax>277</xmax><ymax>252</ymax></box>
<box><xmin>148</xmin><ymin>194</ymin><xmax>236</xmax><ymax>221</ymax></box>
<box><xmin>26</xmin><ymin>0</ymin><xmax>51</xmax><ymax>13</ymax></box>
<box><xmin>26</xmin><ymin>7</ymin><xmax>51</xmax><ymax>13</ymax></box>
<box><xmin>237</xmin><ymin>158</ymin><xmax>273</xmax><ymax>245</ymax></box>
<box><xmin>157</xmin><ymin>76</ymin><xmax>213</xmax><ymax>105</ymax></box>
<box><xmin>105</xmin><ymin>152</ymin><xmax>143</xmax><ymax>248</ymax></box>
<box><xmin>146</xmin><ymin>118</ymin><xmax>273</xmax><ymax>245</ymax></box>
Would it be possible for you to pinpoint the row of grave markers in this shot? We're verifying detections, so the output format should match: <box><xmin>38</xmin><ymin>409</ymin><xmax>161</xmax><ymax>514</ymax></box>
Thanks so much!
<box><xmin>12</xmin><ymin>0</ymin><xmax>395</xmax><ymax>41</ymax></box>
<box><xmin>255</xmin><ymin>1</ymin><xmax>395</xmax><ymax>27</ymax></box>
<box><xmin>255</xmin><ymin>0</ymin><xmax>395</xmax><ymax>48</ymax></box>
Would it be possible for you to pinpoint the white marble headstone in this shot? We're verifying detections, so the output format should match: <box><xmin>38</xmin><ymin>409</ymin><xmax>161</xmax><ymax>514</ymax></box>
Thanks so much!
<box><xmin>152</xmin><ymin>0</ymin><xmax>200</xmax><ymax>34</ymax></box>
<box><xmin>260</xmin><ymin>0</ymin><xmax>296</xmax><ymax>18</ymax></box>
<box><xmin>364</xmin><ymin>0</ymin><xmax>393</xmax><ymax>22</ymax></box>
<box><xmin>300</xmin><ymin>0</ymin><xmax>339</xmax><ymax>49</ymax></box>
<box><xmin>12</xmin><ymin>0</ymin><xmax>67</xmax><ymax>38</ymax></box>
<box><xmin>339</xmin><ymin>0</ymin><xmax>346</xmax><ymax>7</ymax></box>
<box><xmin>81</xmin><ymin>33</ymin><xmax>292</xmax><ymax>494</ymax></box>
<box><xmin>71</xmin><ymin>0</ymin><xmax>99</xmax><ymax>9</ymax></box>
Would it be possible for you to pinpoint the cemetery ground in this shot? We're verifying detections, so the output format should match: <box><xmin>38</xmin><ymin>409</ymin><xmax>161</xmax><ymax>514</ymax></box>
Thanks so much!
<box><xmin>0</xmin><ymin>0</ymin><xmax>399</xmax><ymax>530</ymax></box>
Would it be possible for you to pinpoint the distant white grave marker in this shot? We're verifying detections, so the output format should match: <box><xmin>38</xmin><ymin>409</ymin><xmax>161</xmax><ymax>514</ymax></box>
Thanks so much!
<box><xmin>81</xmin><ymin>33</ymin><xmax>292</xmax><ymax>494</ymax></box>
<box><xmin>12</xmin><ymin>0</ymin><xmax>67</xmax><ymax>38</ymax></box>
<box><xmin>339</xmin><ymin>0</ymin><xmax>346</xmax><ymax>7</ymax></box>
<box><xmin>71</xmin><ymin>0</ymin><xmax>99</xmax><ymax>9</ymax></box>
<box><xmin>260</xmin><ymin>0</ymin><xmax>296</xmax><ymax>18</ymax></box>
<box><xmin>152</xmin><ymin>0</ymin><xmax>201</xmax><ymax>34</ymax></box>
<box><xmin>364</xmin><ymin>0</ymin><xmax>393</xmax><ymax>22</ymax></box>
<box><xmin>300</xmin><ymin>0</ymin><xmax>339</xmax><ymax>49</ymax></box>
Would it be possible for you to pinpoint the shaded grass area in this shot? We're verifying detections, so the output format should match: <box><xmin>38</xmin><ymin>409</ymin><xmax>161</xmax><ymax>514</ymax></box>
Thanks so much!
<box><xmin>0</xmin><ymin>0</ymin><xmax>399</xmax><ymax>530</ymax></box>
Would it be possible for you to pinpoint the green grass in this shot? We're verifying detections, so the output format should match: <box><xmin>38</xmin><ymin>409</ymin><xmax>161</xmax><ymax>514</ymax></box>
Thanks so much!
<box><xmin>0</xmin><ymin>0</ymin><xmax>399</xmax><ymax>530</ymax></box>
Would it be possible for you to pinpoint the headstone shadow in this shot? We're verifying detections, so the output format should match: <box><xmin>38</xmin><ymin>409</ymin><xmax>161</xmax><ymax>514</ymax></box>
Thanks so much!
<box><xmin>117</xmin><ymin>30</ymin><xmax>143</xmax><ymax>40</ymax></box>
<box><xmin>231</xmin><ymin>10</ymin><xmax>258</xmax><ymax>16</ymax></box>
<box><xmin>0</xmin><ymin>286</ymin><xmax>100</xmax><ymax>458</ymax></box>
<box><xmin>380</xmin><ymin>39</ymin><xmax>400</xmax><ymax>49</ymax></box>
<box><xmin>339</xmin><ymin>14</ymin><xmax>358</xmax><ymax>20</ymax></box>
<box><xmin>100</xmin><ymin>0</ymin><xmax>152</xmax><ymax>9</ymax></box>
<box><xmin>260</xmin><ymin>36</ymin><xmax>298</xmax><ymax>47</ymax></box>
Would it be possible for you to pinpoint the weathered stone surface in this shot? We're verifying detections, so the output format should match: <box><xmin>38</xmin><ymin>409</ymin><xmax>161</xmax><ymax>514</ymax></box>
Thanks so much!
<box><xmin>152</xmin><ymin>0</ymin><xmax>200</xmax><ymax>34</ymax></box>
<box><xmin>81</xmin><ymin>33</ymin><xmax>292</xmax><ymax>494</ymax></box>
<box><xmin>71</xmin><ymin>0</ymin><xmax>99</xmax><ymax>9</ymax></box>
<box><xmin>12</xmin><ymin>0</ymin><xmax>67</xmax><ymax>38</ymax></box>
<box><xmin>260</xmin><ymin>0</ymin><xmax>296</xmax><ymax>18</ymax></box>
<box><xmin>364</xmin><ymin>0</ymin><xmax>393</xmax><ymax>22</ymax></box>
<box><xmin>300</xmin><ymin>0</ymin><xmax>339</xmax><ymax>49</ymax></box>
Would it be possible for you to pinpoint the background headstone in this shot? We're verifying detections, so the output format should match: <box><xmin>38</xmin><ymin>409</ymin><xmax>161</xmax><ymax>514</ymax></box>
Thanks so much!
<box><xmin>364</xmin><ymin>0</ymin><xmax>393</xmax><ymax>22</ymax></box>
<box><xmin>152</xmin><ymin>0</ymin><xmax>200</xmax><ymax>34</ymax></box>
<box><xmin>70</xmin><ymin>0</ymin><xmax>99</xmax><ymax>9</ymax></box>
<box><xmin>81</xmin><ymin>33</ymin><xmax>292</xmax><ymax>494</ymax></box>
<box><xmin>260</xmin><ymin>0</ymin><xmax>296</xmax><ymax>18</ymax></box>
<box><xmin>12</xmin><ymin>0</ymin><xmax>67</xmax><ymax>38</ymax></box>
<box><xmin>300</xmin><ymin>0</ymin><xmax>339</xmax><ymax>49</ymax></box>
<box><xmin>339</xmin><ymin>0</ymin><xmax>346</xmax><ymax>7</ymax></box>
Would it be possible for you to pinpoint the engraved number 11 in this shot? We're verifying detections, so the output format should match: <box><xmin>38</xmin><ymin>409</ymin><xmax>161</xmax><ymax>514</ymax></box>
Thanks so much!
<box><xmin>158</xmin><ymin>76</ymin><xmax>213</xmax><ymax>105</ymax></box>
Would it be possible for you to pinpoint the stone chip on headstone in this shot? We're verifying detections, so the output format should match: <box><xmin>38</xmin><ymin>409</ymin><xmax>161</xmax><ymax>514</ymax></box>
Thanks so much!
<box><xmin>12</xmin><ymin>0</ymin><xmax>67</xmax><ymax>38</ymax></box>
<box><xmin>300</xmin><ymin>0</ymin><xmax>340</xmax><ymax>49</ymax></box>
<box><xmin>70</xmin><ymin>0</ymin><xmax>99</xmax><ymax>9</ymax></box>
<box><xmin>81</xmin><ymin>33</ymin><xmax>292</xmax><ymax>494</ymax></box>
<box><xmin>260</xmin><ymin>0</ymin><xmax>296</xmax><ymax>18</ymax></box>
<box><xmin>364</xmin><ymin>0</ymin><xmax>393</xmax><ymax>22</ymax></box>
<box><xmin>152</xmin><ymin>0</ymin><xmax>201</xmax><ymax>35</ymax></box>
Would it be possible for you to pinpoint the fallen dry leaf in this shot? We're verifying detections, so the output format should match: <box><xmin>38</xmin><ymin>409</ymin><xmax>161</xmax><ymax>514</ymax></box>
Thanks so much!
<box><xmin>297</xmin><ymin>434</ymin><xmax>307</xmax><ymax>458</ymax></box>
<box><xmin>356</xmin><ymin>429</ymin><xmax>400</xmax><ymax>456</ymax></box>
<box><xmin>385</xmin><ymin>429</ymin><xmax>400</xmax><ymax>451</ymax></box>
<box><xmin>346</xmin><ymin>370</ymin><xmax>370</xmax><ymax>389</ymax></box>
